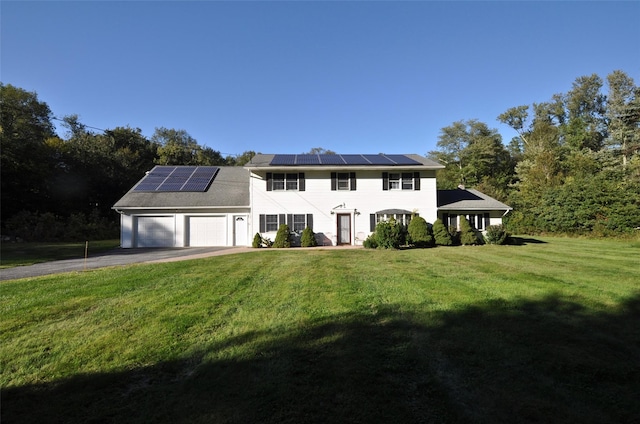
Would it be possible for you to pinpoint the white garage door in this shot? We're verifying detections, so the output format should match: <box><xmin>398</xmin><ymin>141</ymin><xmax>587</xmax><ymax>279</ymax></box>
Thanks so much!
<box><xmin>136</xmin><ymin>216</ymin><xmax>175</xmax><ymax>247</ymax></box>
<box><xmin>188</xmin><ymin>216</ymin><xmax>227</xmax><ymax>246</ymax></box>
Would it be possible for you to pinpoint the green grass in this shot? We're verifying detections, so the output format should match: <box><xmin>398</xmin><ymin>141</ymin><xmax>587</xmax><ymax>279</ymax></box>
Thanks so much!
<box><xmin>1</xmin><ymin>237</ymin><xmax>639</xmax><ymax>423</ymax></box>
<box><xmin>0</xmin><ymin>239</ymin><xmax>121</xmax><ymax>268</ymax></box>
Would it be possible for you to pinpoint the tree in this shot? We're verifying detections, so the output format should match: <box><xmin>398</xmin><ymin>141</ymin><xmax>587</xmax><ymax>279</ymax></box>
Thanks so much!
<box><xmin>0</xmin><ymin>83</ymin><xmax>56</xmax><ymax>221</ymax></box>
<box><xmin>607</xmin><ymin>70</ymin><xmax>640</xmax><ymax>167</ymax></box>
<box><xmin>152</xmin><ymin>127</ymin><xmax>226</xmax><ymax>166</ymax></box>
<box><xmin>563</xmin><ymin>74</ymin><xmax>607</xmax><ymax>151</ymax></box>
<box><xmin>305</xmin><ymin>147</ymin><xmax>336</xmax><ymax>155</ymax></box>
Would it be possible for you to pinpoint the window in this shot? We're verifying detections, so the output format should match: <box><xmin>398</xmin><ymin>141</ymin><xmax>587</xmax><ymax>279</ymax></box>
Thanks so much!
<box><xmin>259</xmin><ymin>213</ymin><xmax>313</xmax><ymax>233</ymax></box>
<box><xmin>265</xmin><ymin>214</ymin><xmax>278</xmax><ymax>232</ymax></box>
<box><xmin>382</xmin><ymin>172</ymin><xmax>420</xmax><ymax>190</ymax></box>
<box><xmin>402</xmin><ymin>173</ymin><xmax>413</xmax><ymax>190</ymax></box>
<box><xmin>389</xmin><ymin>173</ymin><xmax>400</xmax><ymax>190</ymax></box>
<box><xmin>370</xmin><ymin>213</ymin><xmax>415</xmax><ymax>230</ymax></box>
<box><xmin>331</xmin><ymin>172</ymin><xmax>356</xmax><ymax>191</ymax></box>
<box><xmin>267</xmin><ymin>173</ymin><xmax>305</xmax><ymax>191</ymax></box>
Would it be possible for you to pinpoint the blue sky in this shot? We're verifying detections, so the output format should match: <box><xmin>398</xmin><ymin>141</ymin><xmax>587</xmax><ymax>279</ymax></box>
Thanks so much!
<box><xmin>2</xmin><ymin>1</ymin><xmax>639</xmax><ymax>157</ymax></box>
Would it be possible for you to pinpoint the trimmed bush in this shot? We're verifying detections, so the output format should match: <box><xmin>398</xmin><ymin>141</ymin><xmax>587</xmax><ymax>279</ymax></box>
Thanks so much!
<box><xmin>252</xmin><ymin>233</ymin><xmax>263</xmax><ymax>248</ymax></box>
<box><xmin>407</xmin><ymin>216</ymin><xmax>434</xmax><ymax>247</ymax></box>
<box><xmin>433</xmin><ymin>219</ymin><xmax>453</xmax><ymax>246</ymax></box>
<box><xmin>485</xmin><ymin>224</ymin><xmax>509</xmax><ymax>245</ymax></box>
<box><xmin>300</xmin><ymin>226</ymin><xmax>317</xmax><ymax>247</ymax></box>
<box><xmin>363</xmin><ymin>234</ymin><xmax>378</xmax><ymax>249</ymax></box>
<box><xmin>374</xmin><ymin>219</ymin><xmax>405</xmax><ymax>249</ymax></box>
<box><xmin>460</xmin><ymin>216</ymin><xmax>482</xmax><ymax>245</ymax></box>
<box><xmin>273</xmin><ymin>224</ymin><xmax>291</xmax><ymax>248</ymax></box>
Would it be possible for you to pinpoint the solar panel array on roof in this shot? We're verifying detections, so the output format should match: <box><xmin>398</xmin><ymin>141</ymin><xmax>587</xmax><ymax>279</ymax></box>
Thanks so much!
<box><xmin>133</xmin><ymin>166</ymin><xmax>219</xmax><ymax>192</ymax></box>
<box><xmin>269</xmin><ymin>154</ymin><xmax>421</xmax><ymax>166</ymax></box>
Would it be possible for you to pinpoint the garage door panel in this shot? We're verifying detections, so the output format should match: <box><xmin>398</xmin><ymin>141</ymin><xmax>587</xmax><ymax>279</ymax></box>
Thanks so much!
<box><xmin>136</xmin><ymin>216</ymin><xmax>174</xmax><ymax>247</ymax></box>
<box><xmin>188</xmin><ymin>216</ymin><xmax>226</xmax><ymax>246</ymax></box>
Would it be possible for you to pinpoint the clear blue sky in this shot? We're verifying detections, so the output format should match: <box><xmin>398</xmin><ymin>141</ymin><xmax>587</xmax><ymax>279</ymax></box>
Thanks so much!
<box><xmin>3</xmin><ymin>1</ymin><xmax>639</xmax><ymax>157</ymax></box>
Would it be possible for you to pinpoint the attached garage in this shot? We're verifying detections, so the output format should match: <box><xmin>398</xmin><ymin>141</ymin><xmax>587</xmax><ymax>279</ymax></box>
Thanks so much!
<box><xmin>187</xmin><ymin>216</ymin><xmax>227</xmax><ymax>246</ymax></box>
<box><xmin>135</xmin><ymin>216</ymin><xmax>175</xmax><ymax>247</ymax></box>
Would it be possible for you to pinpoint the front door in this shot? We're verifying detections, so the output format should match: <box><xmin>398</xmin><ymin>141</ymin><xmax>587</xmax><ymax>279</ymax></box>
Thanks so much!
<box><xmin>337</xmin><ymin>213</ymin><xmax>351</xmax><ymax>245</ymax></box>
<box><xmin>234</xmin><ymin>215</ymin><xmax>248</xmax><ymax>246</ymax></box>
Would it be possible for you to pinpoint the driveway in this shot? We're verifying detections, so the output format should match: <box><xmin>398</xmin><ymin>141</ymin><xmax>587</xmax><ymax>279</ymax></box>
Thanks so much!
<box><xmin>0</xmin><ymin>246</ymin><xmax>252</xmax><ymax>281</ymax></box>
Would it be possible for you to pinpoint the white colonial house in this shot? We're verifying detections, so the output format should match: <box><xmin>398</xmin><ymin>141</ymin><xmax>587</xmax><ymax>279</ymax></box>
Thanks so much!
<box><xmin>112</xmin><ymin>153</ymin><xmax>511</xmax><ymax>248</ymax></box>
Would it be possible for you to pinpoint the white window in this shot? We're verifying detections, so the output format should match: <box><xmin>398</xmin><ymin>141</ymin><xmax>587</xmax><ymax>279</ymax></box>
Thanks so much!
<box><xmin>337</xmin><ymin>173</ymin><xmax>350</xmax><ymax>190</ymax></box>
<box><xmin>402</xmin><ymin>173</ymin><xmax>414</xmax><ymax>190</ymax></box>
<box><xmin>389</xmin><ymin>173</ymin><xmax>400</xmax><ymax>190</ymax></box>
<box><xmin>376</xmin><ymin>213</ymin><xmax>414</xmax><ymax>226</ymax></box>
<box><xmin>265</xmin><ymin>214</ymin><xmax>278</xmax><ymax>232</ymax></box>
<box><xmin>292</xmin><ymin>214</ymin><xmax>307</xmax><ymax>232</ymax></box>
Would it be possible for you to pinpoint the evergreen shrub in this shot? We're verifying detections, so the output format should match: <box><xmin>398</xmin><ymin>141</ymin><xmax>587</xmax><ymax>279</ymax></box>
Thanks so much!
<box><xmin>273</xmin><ymin>224</ymin><xmax>291</xmax><ymax>248</ymax></box>
<box><xmin>363</xmin><ymin>234</ymin><xmax>378</xmax><ymax>249</ymax></box>
<box><xmin>374</xmin><ymin>219</ymin><xmax>405</xmax><ymax>249</ymax></box>
<box><xmin>460</xmin><ymin>216</ymin><xmax>482</xmax><ymax>245</ymax></box>
<box><xmin>300</xmin><ymin>226</ymin><xmax>317</xmax><ymax>247</ymax></box>
<box><xmin>252</xmin><ymin>233</ymin><xmax>263</xmax><ymax>248</ymax></box>
<box><xmin>433</xmin><ymin>219</ymin><xmax>453</xmax><ymax>246</ymax></box>
<box><xmin>407</xmin><ymin>216</ymin><xmax>434</xmax><ymax>247</ymax></box>
<box><xmin>485</xmin><ymin>224</ymin><xmax>509</xmax><ymax>245</ymax></box>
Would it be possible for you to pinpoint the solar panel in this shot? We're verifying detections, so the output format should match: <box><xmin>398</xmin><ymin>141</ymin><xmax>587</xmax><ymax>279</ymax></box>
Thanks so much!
<box><xmin>319</xmin><ymin>154</ymin><xmax>345</xmax><ymax>165</ymax></box>
<box><xmin>363</xmin><ymin>154</ymin><xmax>394</xmax><ymax>165</ymax></box>
<box><xmin>341</xmin><ymin>154</ymin><xmax>370</xmax><ymax>165</ymax></box>
<box><xmin>296</xmin><ymin>154</ymin><xmax>321</xmax><ymax>165</ymax></box>
<box><xmin>385</xmin><ymin>154</ymin><xmax>421</xmax><ymax>165</ymax></box>
<box><xmin>270</xmin><ymin>155</ymin><xmax>296</xmax><ymax>165</ymax></box>
<box><xmin>133</xmin><ymin>166</ymin><xmax>218</xmax><ymax>192</ymax></box>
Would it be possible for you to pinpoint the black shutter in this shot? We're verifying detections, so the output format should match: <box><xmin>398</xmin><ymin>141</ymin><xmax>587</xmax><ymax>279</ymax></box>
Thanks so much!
<box><xmin>279</xmin><ymin>214</ymin><xmax>286</xmax><ymax>226</ymax></box>
<box><xmin>299</xmin><ymin>173</ymin><xmax>305</xmax><ymax>191</ymax></box>
<box><xmin>484</xmin><ymin>213</ymin><xmax>490</xmax><ymax>229</ymax></box>
<box><xmin>266</xmin><ymin>173</ymin><xmax>272</xmax><ymax>191</ymax></box>
<box><xmin>331</xmin><ymin>172</ymin><xmax>337</xmax><ymax>191</ymax></box>
<box><xmin>414</xmin><ymin>172</ymin><xmax>420</xmax><ymax>190</ymax></box>
<box><xmin>306</xmin><ymin>214</ymin><xmax>313</xmax><ymax>230</ymax></box>
<box><xmin>287</xmin><ymin>214</ymin><xmax>293</xmax><ymax>227</ymax></box>
<box><xmin>382</xmin><ymin>172</ymin><xmax>389</xmax><ymax>190</ymax></box>
<box><xmin>350</xmin><ymin>172</ymin><xmax>356</xmax><ymax>191</ymax></box>
<box><xmin>370</xmin><ymin>214</ymin><xmax>376</xmax><ymax>232</ymax></box>
<box><xmin>442</xmin><ymin>213</ymin><xmax>449</xmax><ymax>227</ymax></box>
<box><xmin>259</xmin><ymin>214</ymin><xmax>266</xmax><ymax>233</ymax></box>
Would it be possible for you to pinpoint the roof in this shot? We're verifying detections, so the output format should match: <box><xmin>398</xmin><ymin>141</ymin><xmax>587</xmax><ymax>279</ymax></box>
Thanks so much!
<box><xmin>113</xmin><ymin>166</ymin><xmax>250</xmax><ymax>210</ymax></box>
<box><xmin>246</xmin><ymin>153</ymin><xmax>444</xmax><ymax>169</ymax></box>
<box><xmin>437</xmin><ymin>188</ymin><xmax>512</xmax><ymax>211</ymax></box>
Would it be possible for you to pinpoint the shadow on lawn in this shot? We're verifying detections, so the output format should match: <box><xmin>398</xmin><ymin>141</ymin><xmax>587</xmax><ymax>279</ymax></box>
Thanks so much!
<box><xmin>3</xmin><ymin>294</ymin><xmax>639</xmax><ymax>424</ymax></box>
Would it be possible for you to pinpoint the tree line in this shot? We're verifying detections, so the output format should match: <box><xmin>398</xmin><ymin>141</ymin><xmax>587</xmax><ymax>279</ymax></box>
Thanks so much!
<box><xmin>428</xmin><ymin>70</ymin><xmax>640</xmax><ymax>235</ymax></box>
<box><xmin>1</xmin><ymin>69</ymin><xmax>639</xmax><ymax>240</ymax></box>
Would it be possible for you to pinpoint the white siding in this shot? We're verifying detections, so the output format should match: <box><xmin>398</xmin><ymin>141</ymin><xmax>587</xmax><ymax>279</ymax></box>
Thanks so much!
<box><xmin>250</xmin><ymin>169</ymin><xmax>439</xmax><ymax>245</ymax></box>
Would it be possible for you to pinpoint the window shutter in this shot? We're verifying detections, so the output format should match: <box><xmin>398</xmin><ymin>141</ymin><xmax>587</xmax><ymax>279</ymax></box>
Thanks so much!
<box><xmin>350</xmin><ymin>172</ymin><xmax>356</xmax><ymax>191</ymax></box>
<box><xmin>299</xmin><ymin>173</ymin><xmax>305</xmax><ymax>191</ymax></box>
<box><xmin>484</xmin><ymin>213</ymin><xmax>490</xmax><ymax>229</ymax></box>
<box><xmin>279</xmin><ymin>214</ymin><xmax>286</xmax><ymax>226</ymax></box>
<box><xmin>266</xmin><ymin>173</ymin><xmax>272</xmax><ymax>191</ymax></box>
<box><xmin>382</xmin><ymin>172</ymin><xmax>389</xmax><ymax>190</ymax></box>
<box><xmin>287</xmin><ymin>214</ymin><xmax>293</xmax><ymax>227</ymax></box>
<box><xmin>414</xmin><ymin>172</ymin><xmax>420</xmax><ymax>190</ymax></box>
<box><xmin>370</xmin><ymin>214</ymin><xmax>376</xmax><ymax>232</ymax></box>
<box><xmin>259</xmin><ymin>214</ymin><xmax>266</xmax><ymax>233</ymax></box>
<box><xmin>306</xmin><ymin>214</ymin><xmax>313</xmax><ymax>230</ymax></box>
<box><xmin>442</xmin><ymin>213</ymin><xmax>449</xmax><ymax>227</ymax></box>
<box><xmin>331</xmin><ymin>172</ymin><xmax>337</xmax><ymax>191</ymax></box>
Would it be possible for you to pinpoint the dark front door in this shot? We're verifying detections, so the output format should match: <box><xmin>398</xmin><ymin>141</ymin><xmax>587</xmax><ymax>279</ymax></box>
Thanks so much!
<box><xmin>337</xmin><ymin>214</ymin><xmax>351</xmax><ymax>245</ymax></box>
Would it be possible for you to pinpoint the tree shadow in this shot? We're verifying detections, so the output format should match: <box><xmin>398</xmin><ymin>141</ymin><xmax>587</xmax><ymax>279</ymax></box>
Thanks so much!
<box><xmin>509</xmin><ymin>236</ymin><xmax>548</xmax><ymax>245</ymax></box>
<box><xmin>3</xmin><ymin>294</ymin><xmax>639</xmax><ymax>424</ymax></box>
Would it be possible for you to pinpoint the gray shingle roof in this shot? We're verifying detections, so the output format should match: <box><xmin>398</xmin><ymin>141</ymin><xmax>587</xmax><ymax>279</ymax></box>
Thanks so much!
<box><xmin>113</xmin><ymin>166</ymin><xmax>250</xmax><ymax>209</ymax></box>
<box><xmin>437</xmin><ymin>188</ymin><xmax>512</xmax><ymax>211</ymax></box>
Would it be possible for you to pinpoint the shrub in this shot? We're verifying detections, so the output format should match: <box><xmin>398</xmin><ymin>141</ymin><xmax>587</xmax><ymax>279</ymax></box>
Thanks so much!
<box><xmin>300</xmin><ymin>226</ymin><xmax>317</xmax><ymax>247</ymax></box>
<box><xmin>433</xmin><ymin>219</ymin><xmax>453</xmax><ymax>246</ymax></box>
<box><xmin>407</xmin><ymin>216</ymin><xmax>434</xmax><ymax>247</ymax></box>
<box><xmin>363</xmin><ymin>234</ymin><xmax>378</xmax><ymax>249</ymax></box>
<box><xmin>273</xmin><ymin>224</ymin><xmax>291</xmax><ymax>248</ymax></box>
<box><xmin>374</xmin><ymin>218</ymin><xmax>405</xmax><ymax>249</ymax></box>
<box><xmin>252</xmin><ymin>233</ymin><xmax>263</xmax><ymax>248</ymax></box>
<box><xmin>485</xmin><ymin>224</ymin><xmax>509</xmax><ymax>245</ymax></box>
<box><xmin>460</xmin><ymin>216</ymin><xmax>482</xmax><ymax>245</ymax></box>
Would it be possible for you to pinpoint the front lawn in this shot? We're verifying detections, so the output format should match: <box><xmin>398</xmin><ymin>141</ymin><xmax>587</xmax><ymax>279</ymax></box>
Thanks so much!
<box><xmin>0</xmin><ymin>239</ymin><xmax>121</xmax><ymax>268</ymax></box>
<box><xmin>1</xmin><ymin>237</ymin><xmax>639</xmax><ymax>423</ymax></box>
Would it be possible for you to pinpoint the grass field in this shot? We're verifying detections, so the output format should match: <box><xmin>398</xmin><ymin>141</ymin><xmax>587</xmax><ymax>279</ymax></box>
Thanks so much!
<box><xmin>1</xmin><ymin>237</ymin><xmax>639</xmax><ymax>423</ymax></box>
<box><xmin>0</xmin><ymin>239</ymin><xmax>121</xmax><ymax>268</ymax></box>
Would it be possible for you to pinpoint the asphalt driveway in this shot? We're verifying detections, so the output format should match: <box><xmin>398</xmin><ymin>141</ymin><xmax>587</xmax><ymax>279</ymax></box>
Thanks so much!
<box><xmin>0</xmin><ymin>246</ymin><xmax>251</xmax><ymax>281</ymax></box>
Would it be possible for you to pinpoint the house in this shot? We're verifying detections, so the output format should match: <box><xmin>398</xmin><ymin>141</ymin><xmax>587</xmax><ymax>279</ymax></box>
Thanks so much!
<box><xmin>112</xmin><ymin>154</ymin><xmax>511</xmax><ymax>248</ymax></box>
